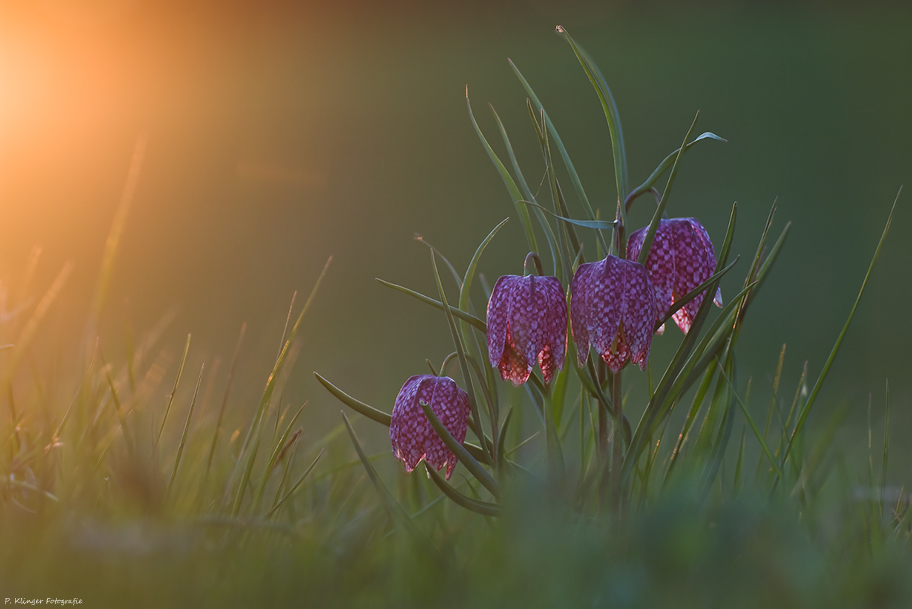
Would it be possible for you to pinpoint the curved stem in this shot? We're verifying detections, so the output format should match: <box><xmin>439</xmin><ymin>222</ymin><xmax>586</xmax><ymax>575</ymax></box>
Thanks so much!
<box><xmin>523</xmin><ymin>252</ymin><xmax>544</xmax><ymax>277</ymax></box>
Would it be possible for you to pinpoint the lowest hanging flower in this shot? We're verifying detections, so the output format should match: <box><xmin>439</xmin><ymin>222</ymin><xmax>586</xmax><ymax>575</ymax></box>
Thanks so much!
<box><xmin>570</xmin><ymin>255</ymin><xmax>657</xmax><ymax>372</ymax></box>
<box><xmin>390</xmin><ymin>375</ymin><xmax>469</xmax><ymax>480</ymax></box>
<box><xmin>486</xmin><ymin>273</ymin><xmax>568</xmax><ymax>386</ymax></box>
<box><xmin>627</xmin><ymin>217</ymin><xmax>723</xmax><ymax>334</ymax></box>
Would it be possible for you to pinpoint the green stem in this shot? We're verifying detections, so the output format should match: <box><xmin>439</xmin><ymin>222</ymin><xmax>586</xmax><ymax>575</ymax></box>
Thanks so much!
<box><xmin>611</xmin><ymin>369</ymin><xmax>624</xmax><ymax>513</ymax></box>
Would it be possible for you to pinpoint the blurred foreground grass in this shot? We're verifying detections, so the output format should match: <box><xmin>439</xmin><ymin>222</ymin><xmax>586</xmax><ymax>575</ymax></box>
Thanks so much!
<box><xmin>1</xmin><ymin>245</ymin><xmax>911</xmax><ymax>609</ymax></box>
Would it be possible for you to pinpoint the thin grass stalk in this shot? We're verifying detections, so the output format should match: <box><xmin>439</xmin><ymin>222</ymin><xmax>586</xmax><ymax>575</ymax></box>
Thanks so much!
<box><xmin>780</xmin><ymin>191</ymin><xmax>898</xmax><ymax>474</ymax></box>
<box><xmin>636</xmin><ymin>113</ymin><xmax>699</xmax><ymax>266</ymax></box>
<box><xmin>85</xmin><ymin>137</ymin><xmax>145</xmax><ymax>352</ymax></box>
<box><xmin>157</xmin><ymin>334</ymin><xmax>191</xmax><ymax>449</ymax></box>
<box><xmin>430</xmin><ymin>251</ymin><xmax>492</xmax><ymax>460</ymax></box>
<box><xmin>466</xmin><ymin>89</ymin><xmax>538</xmax><ymax>255</ymax></box>
<box><xmin>205</xmin><ymin>323</ymin><xmax>246</xmax><ymax>481</ymax></box>
<box><xmin>168</xmin><ymin>364</ymin><xmax>204</xmax><ymax>495</ymax></box>
<box><xmin>556</xmin><ymin>26</ymin><xmax>627</xmax><ymax>216</ymax></box>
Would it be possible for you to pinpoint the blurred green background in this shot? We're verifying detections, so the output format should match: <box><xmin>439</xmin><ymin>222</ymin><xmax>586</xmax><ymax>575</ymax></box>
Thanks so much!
<box><xmin>0</xmin><ymin>1</ymin><xmax>909</xmax><ymax>448</ymax></box>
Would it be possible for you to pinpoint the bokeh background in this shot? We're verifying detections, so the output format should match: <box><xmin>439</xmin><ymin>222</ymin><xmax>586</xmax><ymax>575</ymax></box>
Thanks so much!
<box><xmin>1</xmin><ymin>1</ymin><xmax>910</xmax><ymax>456</ymax></box>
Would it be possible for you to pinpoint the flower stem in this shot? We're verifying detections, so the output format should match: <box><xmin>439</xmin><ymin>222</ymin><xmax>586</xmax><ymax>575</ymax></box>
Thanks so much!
<box><xmin>611</xmin><ymin>369</ymin><xmax>624</xmax><ymax>514</ymax></box>
<box><xmin>523</xmin><ymin>251</ymin><xmax>544</xmax><ymax>276</ymax></box>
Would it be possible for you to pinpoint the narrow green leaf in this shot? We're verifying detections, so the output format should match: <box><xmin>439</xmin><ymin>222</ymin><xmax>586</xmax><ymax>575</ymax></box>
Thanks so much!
<box><xmin>782</xmin><ymin>190</ymin><xmax>899</xmax><ymax>467</ymax></box>
<box><xmin>342</xmin><ymin>413</ymin><xmax>445</xmax><ymax>563</ymax></box>
<box><xmin>521</xmin><ymin>199</ymin><xmax>617</xmax><ymax>230</ymax></box>
<box><xmin>431</xmin><ymin>251</ymin><xmax>491</xmax><ymax>460</ymax></box>
<box><xmin>496</xmin><ymin>407</ymin><xmax>514</xmax><ymax>474</ymax></box>
<box><xmin>315</xmin><ymin>372</ymin><xmax>492</xmax><ymax>465</ymax></box>
<box><xmin>881</xmin><ymin>379</ymin><xmax>890</xmax><ymax>518</ymax></box>
<box><xmin>637</xmin><ymin>113</ymin><xmax>700</xmax><ymax>266</ymax></box>
<box><xmin>157</xmin><ymin>333</ymin><xmax>192</xmax><ymax>448</ymax></box>
<box><xmin>168</xmin><ymin>363</ymin><xmax>204</xmax><ymax>494</ymax></box>
<box><xmin>556</xmin><ymin>26</ymin><xmax>627</xmax><ymax>208</ymax></box>
<box><xmin>419</xmin><ymin>399</ymin><xmax>500</xmax><ymax>498</ymax></box>
<box><xmin>467</xmin><ymin>88</ymin><xmax>539</xmax><ymax>254</ymax></box>
<box><xmin>459</xmin><ymin>218</ymin><xmax>509</xmax><ymax>315</ymax></box>
<box><xmin>377</xmin><ymin>279</ymin><xmax>486</xmax><ymax>332</ymax></box>
<box><xmin>625</xmin><ymin>203</ymin><xmax>737</xmax><ymax>473</ymax></box>
<box><xmin>734</xmin><ymin>425</ymin><xmax>746</xmax><ymax>493</ymax></box>
<box><xmin>315</xmin><ymin>372</ymin><xmax>391</xmax><ymax>426</ymax></box>
<box><xmin>626</xmin><ymin>132</ymin><xmax>726</xmax><ymax>209</ymax></box>
<box><xmin>3</xmin><ymin>262</ymin><xmax>73</xmax><ymax>390</ymax></box>
<box><xmin>424</xmin><ymin>463</ymin><xmax>501</xmax><ymax>517</ymax></box>
<box><xmin>655</xmin><ymin>257</ymin><xmax>739</xmax><ymax>332</ymax></box>
<box><xmin>415</xmin><ymin>235</ymin><xmax>463</xmax><ymax>290</ymax></box>
<box><xmin>255</xmin><ymin>401</ymin><xmax>309</xmax><ymax>511</ymax></box>
<box><xmin>509</xmin><ymin>59</ymin><xmax>606</xmax><ymax>252</ymax></box>
<box><xmin>665</xmin><ymin>365</ymin><xmax>717</xmax><ymax>482</ymax></box>
<box><xmin>231</xmin><ymin>257</ymin><xmax>331</xmax><ymax>509</ymax></box>
<box><xmin>265</xmin><ymin>448</ymin><xmax>323</xmax><ymax>518</ymax></box>
<box><xmin>98</xmin><ymin>351</ymin><xmax>134</xmax><ymax>456</ymax></box>
<box><xmin>714</xmin><ymin>359</ymin><xmax>785</xmax><ymax>480</ymax></box>
<box><xmin>206</xmin><ymin>323</ymin><xmax>246</xmax><ymax>480</ymax></box>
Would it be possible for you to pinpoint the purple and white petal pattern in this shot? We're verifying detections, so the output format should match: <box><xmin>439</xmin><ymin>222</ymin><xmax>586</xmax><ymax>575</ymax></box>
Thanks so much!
<box><xmin>627</xmin><ymin>217</ymin><xmax>723</xmax><ymax>334</ymax></box>
<box><xmin>390</xmin><ymin>375</ymin><xmax>470</xmax><ymax>480</ymax></box>
<box><xmin>486</xmin><ymin>273</ymin><xmax>568</xmax><ymax>386</ymax></box>
<box><xmin>570</xmin><ymin>255</ymin><xmax>657</xmax><ymax>373</ymax></box>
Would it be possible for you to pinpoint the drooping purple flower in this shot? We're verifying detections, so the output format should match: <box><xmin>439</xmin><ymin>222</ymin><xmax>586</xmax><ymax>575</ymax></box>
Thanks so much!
<box><xmin>627</xmin><ymin>218</ymin><xmax>723</xmax><ymax>334</ymax></box>
<box><xmin>390</xmin><ymin>375</ymin><xmax>469</xmax><ymax>480</ymax></box>
<box><xmin>570</xmin><ymin>255</ymin><xmax>657</xmax><ymax>373</ymax></box>
<box><xmin>486</xmin><ymin>274</ymin><xmax>568</xmax><ymax>386</ymax></box>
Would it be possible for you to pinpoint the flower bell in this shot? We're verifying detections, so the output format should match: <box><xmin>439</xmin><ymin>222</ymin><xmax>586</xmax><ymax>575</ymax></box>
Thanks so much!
<box><xmin>390</xmin><ymin>375</ymin><xmax>469</xmax><ymax>480</ymax></box>
<box><xmin>570</xmin><ymin>255</ymin><xmax>657</xmax><ymax>372</ymax></box>
<box><xmin>486</xmin><ymin>271</ymin><xmax>568</xmax><ymax>386</ymax></box>
<box><xmin>627</xmin><ymin>218</ymin><xmax>723</xmax><ymax>334</ymax></box>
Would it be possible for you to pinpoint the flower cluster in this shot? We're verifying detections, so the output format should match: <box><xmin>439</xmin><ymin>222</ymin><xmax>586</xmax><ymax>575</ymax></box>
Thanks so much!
<box><xmin>390</xmin><ymin>217</ymin><xmax>720</xmax><ymax>478</ymax></box>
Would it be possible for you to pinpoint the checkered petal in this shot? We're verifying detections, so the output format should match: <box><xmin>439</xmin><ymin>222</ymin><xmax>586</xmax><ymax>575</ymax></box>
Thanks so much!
<box><xmin>390</xmin><ymin>375</ymin><xmax>470</xmax><ymax>480</ymax></box>
<box><xmin>570</xmin><ymin>256</ymin><xmax>656</xmax><ymax>372</ymax></box>
<box><xmin>628</xmin><ymin>221</ymin><xmax>675</xmax><ymax>323</ymax></box>
<box><xmin>486</xmin><ymin>275</ymin><xmax>519</xmax><ymax>371</ymax></box>
<box><xmin>486</xmin><ymin>273</ymin><xmax>568</xmax><ymax>386</ymax></box>
<box><xmin>628</xmin><ymin>217</ymin><xmax>723</xmax><ymax>334</ymax></box>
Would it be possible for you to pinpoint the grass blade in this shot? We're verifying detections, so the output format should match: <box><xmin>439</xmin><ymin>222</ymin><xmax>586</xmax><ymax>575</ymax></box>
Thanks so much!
<box><xmin>625</xmin><ymin>132</ymin><xmax>726</xmax><ymax>208</ymax></box>
<box><xmin>555</xmin><ymin>26</ymin><xmax>627</xmax><ymax>208</ymax></box>
<box><xmin>430</xmin><ymin>251</ymin><xmax>491</xmax><ymax>459</ymax></box>
<box><xmin>459</xmin><ymin>218</ymin><xmax>510</xmax><ymax>315</ymax></box>
<box><xmin>205</xmin><ymin>323</ymin><xmax>246</xmax><ymax>480</ymax></box>
<box><xmin>636</xmin><ymin>113</ymin><xmax>699</xmax><ymax>266</ymax></box>
<box><xmin>655</xmin><ymin>257</ymin><xmax>739</xmax><ymax>332</ymax></box>
<box><xmin>467</xmin><ymin>87</ymin><xmax>538</xmax><ymax>254</ymax></box>
<box><xmin>342</xmin><ymin>413</ymin><xmax>445</xmax><ymax>563</ymax></box>
<box><xmin>424</xmin><ymin>463</ymin><xmax>501</xmax><ymax>517</ymax></box>
<box><xmin>781</xmin><ymin>190</ymin><xmax>899</xmax><ymax>468</ymax></box>
<box><xmin>419</xmin><ymin>398</ymin><xmax>499</xmax><ymax>498</ymax></box>
<box><xmin>714</xmin><ymin>359</ymin><xmax>785</xmax><ymax>480</ymax></box>
<box><xmin>168</xmin><ymin>364</ymin><xmax>204</xmax><ymax>495</ymax></box>
<box><xmin>157</xmin><ymin>333</ymin><xmax>192</xmax><ymax>448</ymax></box>
<box><xmin>315</xmin><ymin>372</ymin><xmax>491</xmax><ymax>465</ymax></box>
<box><xmin>264</xmin><ymin>448</ymin><xmax>323</xmax><ymax>519</ymax></box>
<box><xmin>377</xmin><ymin>279</ymin><xmax>487</xmax><ymax>332</ymax></box>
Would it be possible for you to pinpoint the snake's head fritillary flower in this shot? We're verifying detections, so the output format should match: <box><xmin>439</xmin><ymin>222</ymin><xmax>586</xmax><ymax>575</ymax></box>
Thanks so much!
<box><xmin>486</xmin><ymin>274</ymin><xmax>568</xmax><ymax>386</ymax></box>
<box><xmin>390</xmin><ymin>375</ymin><xmax>469</xmax><ymax>480</ymax></box>
<box><xmin>627</xmin><ymin>217</ymin><xmax>723</xmax><ymax>334</ymax></box>
<box><xmin>570</xmin><ymin>255</ymin><xmax>657</xmax><ymax>373</ymax></box>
